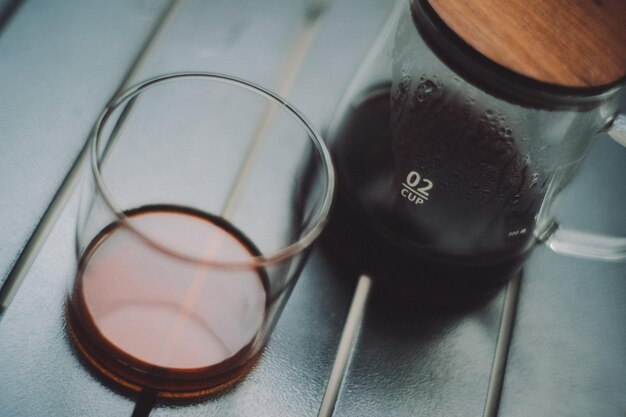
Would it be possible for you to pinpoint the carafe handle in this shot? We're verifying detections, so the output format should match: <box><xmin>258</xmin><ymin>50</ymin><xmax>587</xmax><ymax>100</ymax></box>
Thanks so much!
<box><xmin>543</xmin><ymin>113</ymin><xmax>626</xmax><ymax>261</ymax></box>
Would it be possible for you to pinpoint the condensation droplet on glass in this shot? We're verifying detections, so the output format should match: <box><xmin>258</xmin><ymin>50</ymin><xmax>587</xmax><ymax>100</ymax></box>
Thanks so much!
<box><xmin>530</xmin><ymin>173</ymin><xmax>539</xmax><ymax>187</ymax></box>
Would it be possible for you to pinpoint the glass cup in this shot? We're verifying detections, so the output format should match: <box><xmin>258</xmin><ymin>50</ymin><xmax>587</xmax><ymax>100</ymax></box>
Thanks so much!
<box><xmin>67</xmin><ymin>73</ymin><xmax>335</xmax><ymax>397</ymax></box>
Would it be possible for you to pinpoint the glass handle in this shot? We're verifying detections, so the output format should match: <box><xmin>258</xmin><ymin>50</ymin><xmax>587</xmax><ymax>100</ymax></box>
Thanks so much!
<box><xmin>543</xmin><ymin>112</ymin><xmax>626</xmax><ymax>261</ymax></box>
<box><xmin>546</xmin><ymin>228</ymin><xmax>626</xmax><ymax>261</ymax></box>
<box><xmin>606</xmin><ymin>112</ymin><xmax>626</xmax><ymax>147</ymax></box>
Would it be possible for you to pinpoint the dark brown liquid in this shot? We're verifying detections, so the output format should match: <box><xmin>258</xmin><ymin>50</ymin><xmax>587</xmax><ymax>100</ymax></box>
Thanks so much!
<box><xmin>327</xmin><ymin>86</ymin><xmax>546</xmax><ymax>302</ymax></box>
<box><xmin>69</xmin><ymin>205</ymin><xmax>268</xmax><ymax>396</ymax></box>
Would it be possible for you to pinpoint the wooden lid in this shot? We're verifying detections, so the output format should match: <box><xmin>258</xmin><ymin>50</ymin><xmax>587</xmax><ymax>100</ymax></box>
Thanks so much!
<box><xmin>427</xmin><ymin>0</ymin><xmax>626</xmax><ymax>89</ymax></box>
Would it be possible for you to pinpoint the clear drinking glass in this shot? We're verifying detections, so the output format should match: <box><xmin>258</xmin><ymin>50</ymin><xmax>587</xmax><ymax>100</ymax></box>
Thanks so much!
<box><xmin>67</xmin><ymin>73</ymin><xmax>335</xmax><ymax>397</ymax></box>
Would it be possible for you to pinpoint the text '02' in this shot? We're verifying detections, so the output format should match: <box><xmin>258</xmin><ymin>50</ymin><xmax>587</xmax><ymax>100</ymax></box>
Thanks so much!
<box><xmin>401</xmin><ymin>170</ymin><xmax>433</xmax><ymax>205</ymax></box>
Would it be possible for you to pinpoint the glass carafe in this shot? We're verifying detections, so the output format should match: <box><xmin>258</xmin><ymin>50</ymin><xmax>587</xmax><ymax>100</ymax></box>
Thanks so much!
<box><xmin>326</xmin><ymin>0</ymin><xmax>626</xmax><ymax>301</ymax></box>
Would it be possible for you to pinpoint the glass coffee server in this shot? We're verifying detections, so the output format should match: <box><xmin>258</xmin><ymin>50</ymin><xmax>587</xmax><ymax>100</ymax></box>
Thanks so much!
<box><xmin>326</xmin><ymin>0</ymin><xmax>626</xmax><ymax>301</ymax></box>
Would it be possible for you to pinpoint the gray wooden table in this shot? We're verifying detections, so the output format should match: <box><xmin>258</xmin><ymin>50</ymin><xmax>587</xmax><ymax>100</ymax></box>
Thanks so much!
<box><xmin>1</xmin><ymin>1</ymin><xmax>625</xmax><ymax>416</ymax></box>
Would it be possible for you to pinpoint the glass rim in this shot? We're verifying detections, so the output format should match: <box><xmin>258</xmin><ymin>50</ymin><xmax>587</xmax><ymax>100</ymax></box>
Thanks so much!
<box><xmin>90</xmin><ymin>72</ymin><xmax>335</xmax><ymax>268</ymax></box>
<box><xmin>411</xmin><ymin>0</ymin><xmax>624</xmax><ymax>110</ymax></box>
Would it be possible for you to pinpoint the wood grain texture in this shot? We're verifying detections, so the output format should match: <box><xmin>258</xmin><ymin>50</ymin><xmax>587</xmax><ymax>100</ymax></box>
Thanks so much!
<box><xmin>428</xmin><ymin>0</ymin><xmax>626</xmax><ymax>88</ymax></box>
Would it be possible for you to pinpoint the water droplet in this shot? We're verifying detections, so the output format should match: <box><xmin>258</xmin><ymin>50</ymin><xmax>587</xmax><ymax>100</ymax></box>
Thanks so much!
<box><xmin>530</xmin><ymin>174</ymin><xmax>539</xmax><ymax>187</ymax></box>
<box><xmin>416</xmin><ymin>79</ymin><xmax>436</xmax><ymax>96</ymax></box>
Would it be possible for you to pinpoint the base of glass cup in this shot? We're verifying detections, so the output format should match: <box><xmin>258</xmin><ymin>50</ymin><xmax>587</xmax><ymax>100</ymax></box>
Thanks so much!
<box><xmin>65</xmin><ymin>303</ymin><xmax>264</xmax><ymax>399</ymax></box>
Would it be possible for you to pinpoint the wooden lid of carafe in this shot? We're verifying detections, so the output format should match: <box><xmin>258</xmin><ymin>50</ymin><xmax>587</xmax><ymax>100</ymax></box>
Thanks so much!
<box><xmin>426</xmin><ymin>0</ymin><xmax>626</xmax><ymax>90</ymax></box>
